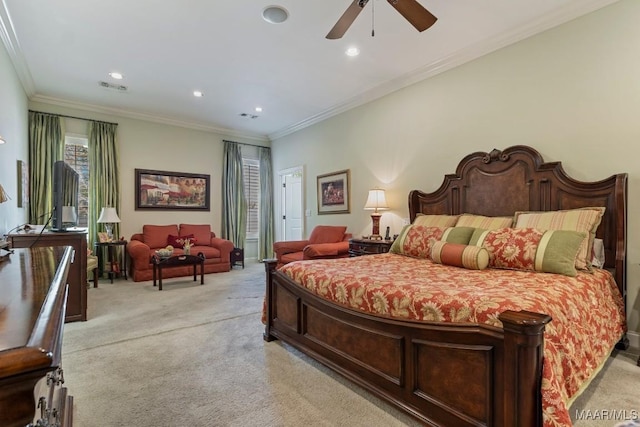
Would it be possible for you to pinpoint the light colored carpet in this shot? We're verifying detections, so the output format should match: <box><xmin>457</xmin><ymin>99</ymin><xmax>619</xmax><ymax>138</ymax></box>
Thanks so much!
<box><xmin>62</xmin><ymin>262</ymin><xmax>640</xmax><ymax>426</ymax></box>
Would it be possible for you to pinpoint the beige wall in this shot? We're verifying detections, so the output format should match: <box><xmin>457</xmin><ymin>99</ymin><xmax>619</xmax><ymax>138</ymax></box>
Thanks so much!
<box><xmin>27</xmin><ymin>100</ymin><xmax>269</xmax><ymax>259</ymax></box>
<box><xmin>270</xmin><ymin>0</ymin><xmax>640</xmax><ymax>337</ymax></box>
<box><xmin>0</xmin><ymin>42</ymin><xmax>29</xmax><ymax>234</ymax></box>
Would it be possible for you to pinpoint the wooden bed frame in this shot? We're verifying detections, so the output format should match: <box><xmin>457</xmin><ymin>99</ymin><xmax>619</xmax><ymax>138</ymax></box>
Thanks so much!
<box><xmin>263</xmin><ymin>145</ymin><xmax>628</xmax><ymax>427</ymax></box>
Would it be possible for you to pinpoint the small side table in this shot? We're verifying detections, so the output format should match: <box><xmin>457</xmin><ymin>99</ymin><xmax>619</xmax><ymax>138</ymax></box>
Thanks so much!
<box><xmin>349</xmin><ymin>238</ymin><xmax>393</xmax><ymax>257</ymax></box>
<box><xmin>231</xmin><ymin>247</ymin><xmax>244</xmax><ymax>269</ymax></box>
<box><xmin>95</xmin><ymin>240</ymin><xmax>128</xmax><ymax>283</ymax></box>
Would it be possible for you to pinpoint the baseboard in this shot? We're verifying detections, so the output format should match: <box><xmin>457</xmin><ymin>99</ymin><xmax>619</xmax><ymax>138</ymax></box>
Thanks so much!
<box><xmin>628</xmin><ymin>331</ymin><xmax>640</xmax><ymax>351</ymax></box>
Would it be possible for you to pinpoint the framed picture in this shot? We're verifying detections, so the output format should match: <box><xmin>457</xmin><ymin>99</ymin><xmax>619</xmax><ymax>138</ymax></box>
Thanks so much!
<box><xmin>317</xmin><ymin>169</ymin><xmax>350</xmax><ymax>214</ymax></box>
<box><xmin>135</xmin><ymin>169</ymin><xmax>210</xmax><ymax>211</ymax></box>
<box><xmin>97</xmin><ymin>232</ymin><xmax>110</xmax><ymax>243</ymax></box>
<box><xmin>16</xmin><ymin>160</ymin><xmax>29</xmax><ymax>208</ymax></box>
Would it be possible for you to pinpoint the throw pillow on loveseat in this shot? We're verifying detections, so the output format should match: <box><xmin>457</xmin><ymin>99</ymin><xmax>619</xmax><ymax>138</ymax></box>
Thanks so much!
<box><xmin>127</xmin><ymin>223</ymin><xmax>234</xmax><ymax>282</ymax></box>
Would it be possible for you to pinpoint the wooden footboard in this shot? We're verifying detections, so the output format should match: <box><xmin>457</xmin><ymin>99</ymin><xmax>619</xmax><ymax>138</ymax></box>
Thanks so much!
<box><xmin>264</xmin><ymin>260</ymin><xmax>551</xmax><ymax>427</ymax></box>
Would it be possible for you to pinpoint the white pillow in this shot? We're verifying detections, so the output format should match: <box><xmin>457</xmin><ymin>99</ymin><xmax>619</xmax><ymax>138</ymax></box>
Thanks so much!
<box><xmin>591</xmin><ymin>238</ymin><xmax>605</xmax><ymax>268</ymax></box>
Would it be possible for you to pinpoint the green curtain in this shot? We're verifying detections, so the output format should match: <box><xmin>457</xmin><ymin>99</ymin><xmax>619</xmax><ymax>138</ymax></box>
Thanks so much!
<box><xmin>88</xmin><ymin>121</ymin><xmax>119</xmax><ymax>251</ymax></box>
<box><xmin>258</xmin><ymin>146</ymin><xmax>275</xmax><ymax>260</ymax></box>
<box><xmin>28</xmin><ymin>112</ymin><xmax>64</xmax><ymax>224</ymax></box>
<box><xmin>221</xmin><ymin>140</ymin><xmax>246</xmax><ymax>248</ymax></box>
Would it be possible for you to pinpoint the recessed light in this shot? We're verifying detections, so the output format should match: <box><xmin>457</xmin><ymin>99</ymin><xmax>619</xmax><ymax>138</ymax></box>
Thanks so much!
<box><xmin>109</xmin><ymin>72</ymin><xmax>123</xmax><ymax>80</ymax></box>
<box><xmin>262</xmin><ymin>6</ymin><xmax>289</xmax><ymax>24</ymax></box>
<box><xmin>193</xmin><ymin>91</ymin><xmax>204</xmax><ymax>97</ymax></box>
<box><xmin>345</xmin><ymin>47</ymin><xmax>360</xmax><ymax>57</ymax></box>
<box><xmin>255</xmin><ymin>107</ymin><xmax>263</xmax><ymax>112</ymax></box>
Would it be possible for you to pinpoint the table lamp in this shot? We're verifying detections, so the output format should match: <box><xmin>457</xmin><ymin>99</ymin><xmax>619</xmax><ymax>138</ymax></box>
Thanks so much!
<box><xmin>364</xmin><ymin>188</ymin><xmax>389</xmax><ymax>240</ymax></box>
<box><xmin>0</xmin><ymin>184</ymin><xmax>10</xmax><ymax>204</ymax></box>
<box><xmin>97</xmin><ymin>207</ymin><xmax>121</xmax><ymax>241</ymax></box>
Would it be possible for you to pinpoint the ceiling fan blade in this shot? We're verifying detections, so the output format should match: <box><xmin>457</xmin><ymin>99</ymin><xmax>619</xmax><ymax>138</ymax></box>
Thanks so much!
<box><xmin>326</xmin><ymin>0</ymin><xmax>368</xmax><ymax>40</ymax></box>
<box><xmin>387</xmin><ymin>0</ymin><xmax>437</xmax><ymax>32</ymax></box>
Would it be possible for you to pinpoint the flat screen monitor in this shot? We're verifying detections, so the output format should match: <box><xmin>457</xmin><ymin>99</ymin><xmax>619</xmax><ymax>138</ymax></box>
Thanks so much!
<box><xmin>51</xmin><ymin>160</ymin><xmax>79</xmax><ymax>231</ymax></box>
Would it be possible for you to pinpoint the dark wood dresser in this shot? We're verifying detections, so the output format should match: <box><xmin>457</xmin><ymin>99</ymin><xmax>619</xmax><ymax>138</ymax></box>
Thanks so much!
<box><xmin>0</xmin><ymin>246</ymin><xmax>74</xmax><ymax>427</ymax></box>
<box><xmin>9</xmin><ymin>230</ymin><xmax>87</xmax><ymax>322</ymax></box>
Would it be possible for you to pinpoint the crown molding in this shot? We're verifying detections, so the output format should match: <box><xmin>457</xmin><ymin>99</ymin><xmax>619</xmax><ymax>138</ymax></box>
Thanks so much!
<box><xmin>30</xmin><ymin>95</ymin><xmax>270</xmax><ymax>143</ymax></box>
<box><xmin>3</xmin><ymin>0</ymin><xmax>619</xmax><ymax>143</ymax></box>
<box><xmin>0</xmin><ymin>0</ymin><xmax>35</xmax><ymax>96</ymax></box>
<box><xmin>268</xmin><ymin>0</ymin><xmax>620</xmax><ymax>140</ymax></box>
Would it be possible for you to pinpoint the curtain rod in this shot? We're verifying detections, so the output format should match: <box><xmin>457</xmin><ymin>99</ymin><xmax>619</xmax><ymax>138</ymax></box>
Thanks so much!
<box><xmin>28</xmin><ymin>110</ymin><xmax>118</xmax><ymax>126</ymax></box>
<box><xmin>223</xmin><ymin>139</ymin><xmax>270</xmax><ymax>149</ymax></box>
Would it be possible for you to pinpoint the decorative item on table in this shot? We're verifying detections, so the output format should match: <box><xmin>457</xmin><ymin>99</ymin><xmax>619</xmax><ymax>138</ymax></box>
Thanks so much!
<box><xmin>97</xmin><ymin>207</ymin><xmax>121</xmax><ymax>241</ymax></box>
<box><xmin>155</xmin><ymin>247</ymin><xmax>174</xmax><ymax>259</ymax></box>
<box><xmin>364</xmin><ymin>188</ymin><xmax>389</xmax><ymax>241</ymax></box>
<box><xmin>176</xmin><ymin>237</ymin><xmax>195</xmax><ymax>255</ymax></box>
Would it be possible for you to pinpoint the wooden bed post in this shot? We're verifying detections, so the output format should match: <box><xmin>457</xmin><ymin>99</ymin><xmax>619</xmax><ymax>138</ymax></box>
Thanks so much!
<box><xmin>263</xmin><ymin>259</ymin><xmax>278</xmax><ymax>342</ymax></box>
<box><xmin>499</xmin><ymin>310</ymin><xmax>552</xmax><ymax>427</ymax></box>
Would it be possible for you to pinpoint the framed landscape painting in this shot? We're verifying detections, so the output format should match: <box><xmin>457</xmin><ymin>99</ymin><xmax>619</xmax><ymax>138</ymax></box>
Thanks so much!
<box><xmin>135</xmin><ymin>169</ymin><xmax>210</xmax><ymax>211</ymax></box>
<box><xmin>317</xmin><ymin>169</ymin><xmax>350</xmax><ymax>214</ymax></box>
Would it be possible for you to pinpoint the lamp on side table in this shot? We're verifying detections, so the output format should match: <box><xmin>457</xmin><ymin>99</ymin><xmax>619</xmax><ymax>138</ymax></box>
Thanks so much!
<box><xmin>97</xmin><ymin>207</ymin><xmax>121</xmax><ymax>241</ymax></box>
<box><xmin>364</xmin><ymin>188</ymin><xmax>389</xmax><ymax>241</ymax></box>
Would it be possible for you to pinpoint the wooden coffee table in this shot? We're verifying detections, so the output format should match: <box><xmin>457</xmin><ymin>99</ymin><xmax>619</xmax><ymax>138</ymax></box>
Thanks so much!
<box><xmin>152</xmin><ymin>253</ymin><xmax>205</xmax><ymax>291</ymax></box>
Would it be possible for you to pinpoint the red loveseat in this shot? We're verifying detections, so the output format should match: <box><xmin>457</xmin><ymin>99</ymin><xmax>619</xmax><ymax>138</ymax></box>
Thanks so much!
<box><xmin>127</xmin><ymin>224</ymin><xmax>234</xmax><ymax>282</ymax></box>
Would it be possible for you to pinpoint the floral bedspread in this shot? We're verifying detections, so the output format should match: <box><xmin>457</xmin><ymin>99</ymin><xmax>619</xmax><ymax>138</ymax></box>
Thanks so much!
<box><xmin>278</xmin><ymin>253</ymin><xmax>626</xmax><ymax>427</ymax></box>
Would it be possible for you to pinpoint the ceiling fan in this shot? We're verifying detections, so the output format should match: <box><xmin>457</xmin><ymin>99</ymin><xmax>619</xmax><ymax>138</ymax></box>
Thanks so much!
<box><xmin>326</xmin><ymin>0</ymin><xmax>437</xmax><ymax>39</ymax></box>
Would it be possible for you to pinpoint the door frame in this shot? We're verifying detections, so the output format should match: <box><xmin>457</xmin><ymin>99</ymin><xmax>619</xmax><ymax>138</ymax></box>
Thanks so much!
<box><xmin>278</xmin><ymin>165</ymin><xmax>305</xmax><ymax>241</ymax></box>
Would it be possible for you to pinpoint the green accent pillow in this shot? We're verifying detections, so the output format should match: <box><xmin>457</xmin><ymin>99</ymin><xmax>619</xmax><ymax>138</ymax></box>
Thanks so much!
<box><xmin>470</xmin><ymin>227</ymin><xmax>586</xmax><ymax>277</ymax></box>
<box><xmin>441</xmin><ymin>226</ymin><xmax>476</xmax><ymax>244</ymax></box>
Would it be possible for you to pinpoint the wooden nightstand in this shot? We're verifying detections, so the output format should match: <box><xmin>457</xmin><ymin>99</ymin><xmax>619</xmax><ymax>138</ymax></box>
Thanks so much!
<box><xmin>231</xmin><ymin>247</ymin><xmax>244</xmax><ymax>268</ymax></box>
<box><xmin>349</xmin><ymin>238</ymin><xmax>393</xmax><ymax>257</ymax></box>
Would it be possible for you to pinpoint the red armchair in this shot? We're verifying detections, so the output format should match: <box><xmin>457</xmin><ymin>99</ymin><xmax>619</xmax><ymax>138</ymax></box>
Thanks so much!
<box><xmin>273</xmin><ymin>225</ymin><xmax>352</xmax><ymax>268</ymax></box>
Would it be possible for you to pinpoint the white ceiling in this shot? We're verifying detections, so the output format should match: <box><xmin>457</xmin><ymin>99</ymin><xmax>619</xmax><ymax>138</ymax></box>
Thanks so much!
<box><xmin>0</xmin><ymin>0</ymin><xmax>619</xmax><ymax>141</ymax></box>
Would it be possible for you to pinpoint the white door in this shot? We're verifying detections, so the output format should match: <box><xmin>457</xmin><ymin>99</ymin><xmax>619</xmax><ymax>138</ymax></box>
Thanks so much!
<box><xmin>280</xmin><ymin>167</ymin><xmax>303</xmax><ymax>240</ymax></box>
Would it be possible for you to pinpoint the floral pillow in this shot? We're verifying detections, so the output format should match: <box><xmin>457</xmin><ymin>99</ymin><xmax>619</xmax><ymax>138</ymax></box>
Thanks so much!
<box><xmin>390</xmin><ymin>225</ymin><xmax>445</xmax><ymax>259</ymax></box>
<box><xmin>470</xmin><ymin>227</ymin><xmax>586</xmax><ymax>277</ymax></box>
<box><xmin>390</xmin><ymin>225</ymin><xmax>475</xmax><ymax>259</ymax></box>
<box><xmin>167</xmin><ymin>234</ymin><xmax>197</xmax><ymax>248</ymax></box>
<box><xmin>513</xmin><ymin>207</ymin><xmax>605</xmax><ymax>271</ymax></box>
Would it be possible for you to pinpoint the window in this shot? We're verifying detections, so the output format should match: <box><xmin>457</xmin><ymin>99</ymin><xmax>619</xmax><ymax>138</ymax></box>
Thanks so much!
<box><xmin>243</xmin><ymin>158</ymin><xmax>260</xmax><ymax>239</ymax></box>
<box><xmin>64</xmin><ymin>136</ymin><xmax>89</xmax><ymax>227</ymax></box>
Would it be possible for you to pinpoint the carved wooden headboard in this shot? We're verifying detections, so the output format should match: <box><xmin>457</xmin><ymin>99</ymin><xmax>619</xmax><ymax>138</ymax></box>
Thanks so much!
<box><xmin>408</xmin><ymin>145</ymin><xmax>628</xmax><ymax>300</ymax></box>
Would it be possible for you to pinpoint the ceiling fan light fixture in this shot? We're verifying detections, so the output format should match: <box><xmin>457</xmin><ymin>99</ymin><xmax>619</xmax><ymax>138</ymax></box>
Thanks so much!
<box><xmin>262</xmin><ymin>6</ymin><xmax>289</xmax><ymax>24</ymax></box>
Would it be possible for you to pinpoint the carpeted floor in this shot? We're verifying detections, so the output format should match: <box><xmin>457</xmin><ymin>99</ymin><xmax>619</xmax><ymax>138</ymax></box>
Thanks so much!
<box><xmin>62</xmin><ymin>261</ymin><xmax>640</xmax><ymax>426</ymax></box>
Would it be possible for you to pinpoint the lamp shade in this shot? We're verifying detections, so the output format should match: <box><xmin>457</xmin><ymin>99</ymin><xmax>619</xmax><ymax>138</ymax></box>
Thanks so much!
<box><xmin>364</xmin><ymin>189</ymin><xmax>389</xmax><ymax>212</ymax></box>
<box><xmin>62</xmin><ymin>206</ymin><xmax>77</xmax><ymax>224</ymax></box>
<box><xmin>97</xmin><ymin>207</ymin><xmax>121</xmax><ymax>223</ymax></box>
<box><xmin>0</xmin><ymin>184</ymin><xmax>10</xmax><ymax>204</ymax></box>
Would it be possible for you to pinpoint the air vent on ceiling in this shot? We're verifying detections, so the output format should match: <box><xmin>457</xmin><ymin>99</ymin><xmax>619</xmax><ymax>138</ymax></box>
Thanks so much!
<box><xmin>239</xmin><ymin>113</ymin><xmax>259</xmax><ymax>119</ymax></box>
<box><xmin>98</xmin><ymin>81</ymin><xmax>128</xmax><ymax>92</ymax></box>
